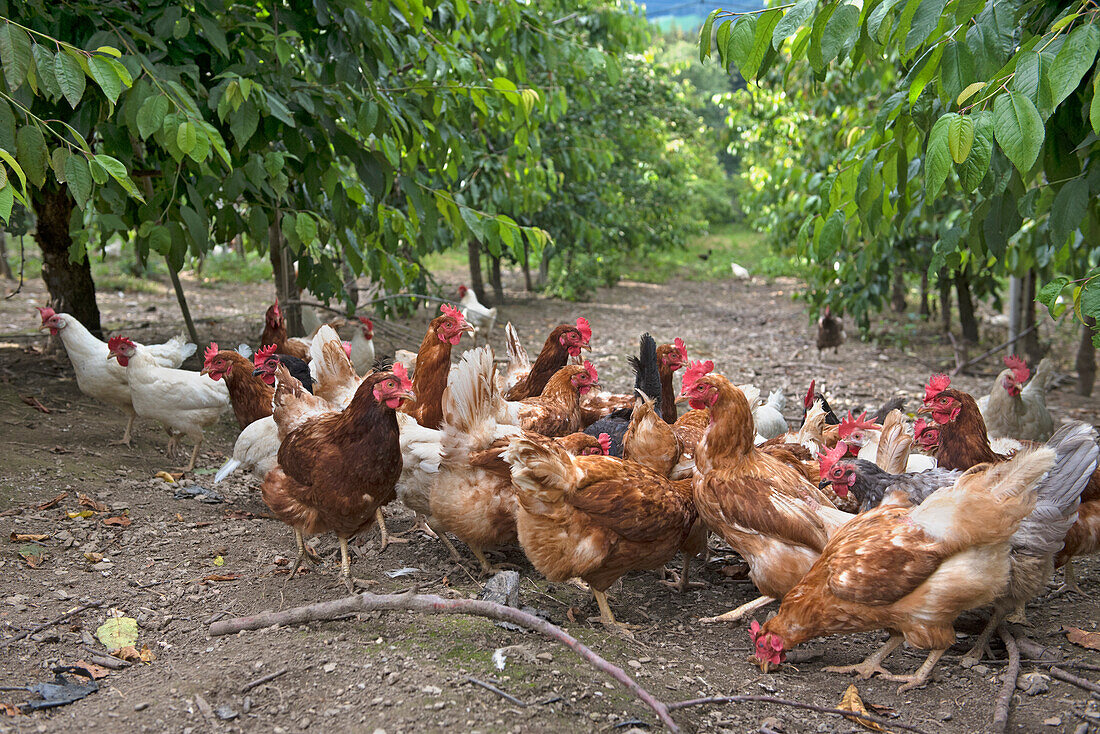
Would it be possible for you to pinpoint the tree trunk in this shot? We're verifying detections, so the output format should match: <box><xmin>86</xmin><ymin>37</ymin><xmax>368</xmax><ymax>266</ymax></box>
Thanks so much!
<box><xmin>269</xmin><ymin>213</ymin><xmax>304</xmax><ymax>337</ymax></box>
<box><xmin>0</xmin><ymin>228</ymin><xmax>12</xmax><ymax>280</ymax></box>
<box><xmin>955</xmin><ymin>269</ymin><xmax>978</xmax><ymax>342</ymax></box>
<box><xmin>33</xmin><ymin>185</ymin><xmax>102</xmax><ymax>338</ymax></box>
<box><xmin>919</xmin><ymin>270</ymin><xmax>929</xmax><ymax>318</ymax></box>
<box><xmin>1077</xmin><ymin>316</ymin><xmax>1096</xmax><ymax>397</ymax></box>
<box><xmin>1022</xmin><ymin>270</ymin><xmax>1042</xmax><ymax>364</ymax></box>
<box><xmin>467</xmin><ymin>239</ymin><xmax>487</xmax><ymax>304</ymax></box>
<box><xmin>341</xmin><ymin>257</ymin><xmax>359</xmax><ymax>307</ymax></box>
<box><xmin>537</xmin><ymin>246</ymin><xmax>551</xmax><ymax>289</ymax></box>
<box><xmin>522</xmin><ymin>241</ymin><xmax>533</xmax><ymax>291</ymax></box>
<box><xmin>890</xmin><ymin>269</ymin><xmax>906</xmax><ymax>313</ymax></box>
<box><xmin>488</xmin><ymin>253</ymin><xmax>504</xmax><ymax>306</ymax></box>
<box><xmin>938</xmin><ymin>268</ymin><xmax>951</xmax><ymax>335</ymax></box>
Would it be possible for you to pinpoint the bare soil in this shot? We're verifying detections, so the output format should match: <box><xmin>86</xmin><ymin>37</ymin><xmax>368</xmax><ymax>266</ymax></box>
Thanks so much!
<box><xmin>0</xmin><ymin>264</ymin><xmax>1098</xmax><ymax>734</ymax></box>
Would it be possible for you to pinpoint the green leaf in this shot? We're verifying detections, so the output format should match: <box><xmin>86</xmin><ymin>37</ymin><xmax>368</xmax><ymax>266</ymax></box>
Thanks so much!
<box><xmin>992</xmin><ymin>91</ymin><xmax>1044</xmax><ymax>174</ymax></box>
<box><xmin>0</xmin><ymin>22</ymin><xmax>32</xmax><ymax>92</ymax></box>
<box><xmin>55</xmin><ymin>50</ymin><xmax>86</xmax><ymax>108</ymax></box>
<box><xmin>148</xmin><ymin>225</ymin><xmax>171</xmax><ymax>255</ymax></box>
<box><xmin>64</xmin><ymin>154</ymin><xmax>92</xmax><ymax>207</ymax></box>
<box><xmin>0</xmin><ymin>100</ymin><xmax>14</xmax><ymax>152</ymax></box>
<box><xmin>745</xmin><ymin>9</ymin><xmax>783</xmax><ymax>79</ymax></box>
<box><xmin>137</xmin><ymin>96</ymin><xmax>169</xmax><ymax>140</ymax></box>
<box><xmin>773</xmin><ymin>0</ymin><xmax>816</xmax><ymax>50</ymax></box>
<box><xmin>0</xmin><ymin>183</ymin><xmax>12</xmax><ymax>222</ymax></box>
<box><xmin>726</xmin><ymin>16</ymin><xmax>757</xmax><ymax>78</ymax></box>
<box><xmin>1050</xmin><ymin>178</ymin><xmax>1088</xmax><ymax>245</ymax></box>
<box><xmin>699</xmin><ymin>9</ymin><xmax>719</xmax><ymax>62</ymax></box>
<box><xmin>868</xmin><ymin>0</ymin><xmax>903</xmax><ymax>41</ymax></box>
<box><xmin>957</xmin><ymin>81</ymin><xmax>985</xmax><ymax>106</ymax></box>
<box><xmin>960</xmin><ymin>111</ymin><xmax>994</xmax><ymax>191</ymax></box>
<box><xmin>939</xmin><ymin>42</ymin><xmax>975</xmax><ymax>104</ymax></box>
<box><xmin>909</xmin><ymin>43</ymin><xmax>945</xmax><ymax>105</ymax></box>
<box><xmin>87</xmin><ymin>56</ymin><xmax>122</xmax><ymax>105</ymax></box>
<box><xmin>50</xmin><ymin>147</ymin><xmax>69</xmax><ymax>183</ymax></box>
<box><xmin>94</xmin><ymin>45</ymin><xmax>121</xmax><ymax>58</ymax></box>
<box><xmin>1049</xmin><ymin>23</ymin><xmax>1100</xmax><ymax>108</ymax></box>
<box><xmin>1011</xmin><ymin>51</ymin><xmax>1054</xmax><ymax>115</ymax></box>
<box><xmin>196</xmin><ymin>15</ymin><xmax>230</xmax><ymax>58</ymax></box>
<box><xmin>715</xmin><ymin>20</ymin><xmax>732</xmax><ymax>67</ymax></box>
<box><xmin>1093</xmin><ymin>68</ymin><xmax>1100</xmax><ymax>134</ymax></box>
<box><xmin>819</xmin><ymin>3</ymin><xmax>859</xmax><ymax>66</ymax></box>
<box><xmin>926</xmin><ymin>113</ymin><xmax>953</xmax><ymax>198</ymax></box>
<box><xmin>88</xmin><ymin>157</ymin><xmax>108</xmax><ymax>185</ymax></box>
<box><xmin>948</xmin><ymin>114</ymin><xmax>974</xmax><ymax>164</ymax></box>
<box><xmin>296</xmin><ymin>212</ymin><xmax>317</xmax><ymax>245</ymax></box>
<box><xmin>176</xmin><ymin>121</ymin><xmax>197</xmax><ymax>155</ymax></box>
<box><xmin>31</xmin><ymin>46</ymin><xmax>61</xmax><ymax>100</ymax></box>
<box><xmin>819</xmin><ymin>211</ymin><xmax>844</xmax><ymax>253</ymax></box>
<box><xmin>906</xmin><ymin>0</ymin><xmax>948</xmax><ymax>53</ymax></box>
<box><xmin>459</xmin><ymin>206</ymin><xmax>484</xmax><ymax>240</ymax></box>
<box><xmin>1081</xmin><ymin>277</ymin><xmax>1100</xmax><ymax>321</ymax></box>
<box><xmin>93</xmin><ymin>153</ymin><xmax>137</xmax><ymax>195</ymax></box>
<box><xmin>1037</xmin><ymin>276</ymin><xmax>1069</xmax><ymax>311</ymax></box>
<box><xmin>15</xmin><ymin>124</ymin><xmax>47</xmax><ymax>187</ymax></box>
<box><xmin>96</xmin><ymin>617</ymin><xmax>139</xmax><ymax>651</ymax></box>
<box><xmin>230</xmin><ymin>100</ymin><xmax>259</xmax><ymax>147</ymax></box>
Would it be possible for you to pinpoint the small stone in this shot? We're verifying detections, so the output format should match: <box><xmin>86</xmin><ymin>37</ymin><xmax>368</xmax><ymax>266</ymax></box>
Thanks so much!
<box><xmin>970</xmin><ymin>664</ymin><xmax>990</xmax><ymax>675</ymax></box>
<box><xmin>134</xmin><ymin>702</ymin><xmax>150</xmax><ymax>712</ymax></box>
<box><xmin>761</xmin><ymin>717</ymin><xmax>783</xmax><ymax>732</ymax></box>
<box><xmin>1017</xmin><ymin>672</ymin><xmax>1050</xmax><ymax>696</ymax></box>
<box><xmin>1043</xmin><ymin>717</ymin><xmax>1061</xmax><ymax>726</ymax></box>
<box><xmin>92</xmin><ymin>561</ymin><xmax>112</xmax><ymax>571</ymax></box>
<box><xmin>936</xmin><ymin>707</ymin><xmax>953</xmax><ymax>721</ymax></box>
<box><xmin>421</xmin><ymin>685</ymin><xmax>442</xmax><ymax>696</ymax></box>
<box><xmin>322</xmin><ymin>662</ymin><xmax>337</xmax><ymax>673</ymax></box>
<box><xmin>215</xmin><ymin>706</ymin><xmax>238</xmax><ymax>721</ymax></box>
<box><xmin>242</xmin><ymin>696</ymin><xmax>252</xmax><ymax>714</ymax></box>
<box><xmin>627</xmin><ymin>659</ymin><xmax>642</xmax><ymax>669</ymax></box>
<box><xmin>535</xmin><ymin>652</ymin><xmax>553</xmax><ymax>662</ymax></box>
<box><xmin>298</xmin><ymin>717</ymin><xmax>311</xmax><ymax>729</ymax></box>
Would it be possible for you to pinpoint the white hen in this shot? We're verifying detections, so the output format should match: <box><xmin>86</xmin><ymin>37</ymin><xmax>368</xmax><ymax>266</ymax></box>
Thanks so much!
<box><xmin>458</xmin><ymin>285</ymin><xmax>497</xmax><ymax>346</ymax></box>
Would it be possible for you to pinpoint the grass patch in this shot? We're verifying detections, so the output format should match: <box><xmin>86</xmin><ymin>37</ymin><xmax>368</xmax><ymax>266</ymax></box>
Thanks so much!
<box><xmin>620</xmin><ymin>223</ymin><xmax>809</xmax><ymax>284</ymax></box>
<box><xmin>420</xmin><ymin>247</ymin><xmax>469</xmax><ymax>277</ymax></box>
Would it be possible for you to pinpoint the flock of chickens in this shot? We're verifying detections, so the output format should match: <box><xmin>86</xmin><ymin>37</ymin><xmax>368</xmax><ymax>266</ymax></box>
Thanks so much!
<box><xmin>34</xmin><ymin>289</ymin><xmax>1100</xmax><ymax>695</ymax></box>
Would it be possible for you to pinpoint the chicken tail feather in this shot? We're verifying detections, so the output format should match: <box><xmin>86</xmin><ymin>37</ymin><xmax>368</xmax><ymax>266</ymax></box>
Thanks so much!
<box><xmin>502</xmin><ymin>435</ymin><xmax>580</xmax><ymax>515</ymax></box>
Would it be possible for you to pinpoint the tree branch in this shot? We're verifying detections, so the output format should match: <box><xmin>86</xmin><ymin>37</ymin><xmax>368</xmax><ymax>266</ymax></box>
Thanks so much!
<box><xmin>992</xmin><ymin>625</ymin><xmax>1021</xmax><ymax>733</ymax></box>
<box><xmin>209</xmin><ymin>589</ymin><xmax>678</xmax><ymax>732</ymax></box>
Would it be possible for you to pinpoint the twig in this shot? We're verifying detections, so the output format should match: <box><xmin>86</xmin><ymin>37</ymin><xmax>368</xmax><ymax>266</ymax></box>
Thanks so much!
<box><xmin>2</xmin><ymin>601</ymin><xmax>102</xmax><ymax>647</ymax></box>
<box><xmin>1050</xmin><ymin>666</ymin><xmax>1100</xmax><ymax>698</ymax></box>
<box><xmin>240</xmin><ymin>667</ymin><xmax>289</xmax><ymax>693</ymax></box>
<box><xmin>951</xmin><ymin>323</ymin><xmax>1041</xmax><ymax>375</ymax></box>
<box><xmin>465</xmin><ymin>675</ymin><xmax>527</xmax><ymax>707</ymax></box>
<box><xmin>81</xmin><ymin>653</ymin><xmax>128</xmax><ymax>670</ymax></box>
<box><xmin>668</xmin><ymin>695</ymin><xmax>931</xmax><ymax>734</ymax></box>
<box><xmin>210</xmin><ymin>589</ymin><xmax>678</xmax><ymax>731</ymax></box>
<box><xmin>992</xmin><ymin>625</ymin><xmax>1020</xmax><ymax>733</ymax></box>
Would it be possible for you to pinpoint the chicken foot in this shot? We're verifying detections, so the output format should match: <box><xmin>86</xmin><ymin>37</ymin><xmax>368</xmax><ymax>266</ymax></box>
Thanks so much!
<box><xmin>658</xmin><ymin>556</ymin><xmax>708</xmax><ymax>593</ymax></box>
<box><xmin>876</xmin><ymin>648</ymin><xmax>946</xmax><ymax>693</ymax></box>
<box><xmin>469</xmin><ymin>547</ymin><xmax>521</xmax><ymax>577</ymax></box>
<box><xmin>1052</xmin><ymin>561</ymin><xmax>1084</xmax><ymax>596</ymax></box>
<box><xmin>589</xmin><ymin>590</ymin><xmax>639</xmax><ymax>635</ymax></box>
<box><xmin>286</xmin><ymin>530</ymin><xmax>320</xmax><ymax>584</ymax></box>
<box><xmin>375</xmin><ymin>509</ymin><xmax>409</xmax><ymax>552</ymax></box>
<box><xmin>109</xmin><ymin>413</ymin><xmax>135</xmax><ymax>447</ymax></box>
<box><xmin>699</xmin><ymin>595</ymin><xmax>775</xmax><ymax>624</ymax></box>
<box><xmin>823</xmin><ymin>634</ymin><xmax>903</xmax><ymax>679</ymax></box>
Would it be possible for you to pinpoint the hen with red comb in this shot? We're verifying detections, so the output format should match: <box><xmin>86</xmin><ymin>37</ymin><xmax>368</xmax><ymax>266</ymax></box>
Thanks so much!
<box><xmin>977</xmin><ymin>355</ymin><xmax>1054</xmax><ymax>442</ymax></box>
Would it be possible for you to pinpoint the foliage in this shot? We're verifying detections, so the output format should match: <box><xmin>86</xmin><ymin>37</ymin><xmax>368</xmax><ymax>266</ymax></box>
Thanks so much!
<box><xmin>698</xmin><ymin>0</ymin><xmax>1100</xmax><ymax>338</ymax></box>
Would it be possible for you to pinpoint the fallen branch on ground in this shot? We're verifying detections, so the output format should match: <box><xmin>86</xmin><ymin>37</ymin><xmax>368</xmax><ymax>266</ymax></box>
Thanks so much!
<box><xmin>667</xmin><ymin>695</ymin><xmax>931</xmax><ymax>734</ymax></box>
<box><xmin>210</xmin><ymin>589</ymin><xmax>677</xmax><ymax>731</ymax></box>
<box><xmin>992</xmin><ymin>625</ymin><xmax>1021</xmax><ymax>733</ymax></box>
<box><xmin>3</xmin><ymin>602</ymin><xmax>102</xmax><ymax>648</ymax></box>
<box><xmin>465</xmin><ymin>676</ymin><xmax>527</xmax><ymax>707</ymax></box>
<box><xmin>951</xmin><ymin>323</ymin><xmax>1040</xmax><ymax>376</ymax></box>
<box><xmin>240</xmin><ymin>667</ymin><xmax>288</xmax><ymax>693</ymax></box>
<box><xmin>1050</xmin><ymin>667</ymin><xmax>1100</xmax><ymax>698</ymax></box>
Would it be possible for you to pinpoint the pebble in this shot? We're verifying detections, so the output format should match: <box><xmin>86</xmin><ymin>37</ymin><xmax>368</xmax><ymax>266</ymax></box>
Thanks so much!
<box><xmin>535</xmin><ymin>652</ymin><xmax>553</xmax><ymax>662</ymax></box>
<box><xmin>1017</xmin><ymin>672</ymin><xmax>1050</xmax><ymax>696</ymax></box>
<box><xmin>761</xmin><ymin>717</ymin><xmax>783</xmax><ymax>732</ymax></box>
<box><xmin>969</xmin><ymin>664</ymin><xmax>990</xmax><ymax>675</ymax></box>
<box><xmin>215</xmin><ymin>706</ymin><xmax>238</xmax><ymax>721</ymax></box>
<box><xmin>421</xmin><ymin>685</ymin><xmax>441</xmax><ymax>696</ymax></box>
<box><xmin>1043</xmin><ymin>717</ymin><xmax>1061</xmax><ymax>726</ymax></box>
<box><xmin>323</xmin><ymin>663</ymin><xmax>337</xmax><ymax>673</ymax></box>
<box><xmin>627</xmin><ymin>659</ymin><xmax>642</xmax><ymax>669</ymax></box>
<box><xmin>134</xmin><ymin>702</ymin><xmax>149</xmax><ymax>712</ymax></box>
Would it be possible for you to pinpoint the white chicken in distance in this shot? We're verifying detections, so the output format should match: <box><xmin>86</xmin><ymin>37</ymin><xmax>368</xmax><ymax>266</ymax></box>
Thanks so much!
<box><xmin>458</xmin><ymin>285</ymin><xmax>497</xmax><ymax>346</ymax></box>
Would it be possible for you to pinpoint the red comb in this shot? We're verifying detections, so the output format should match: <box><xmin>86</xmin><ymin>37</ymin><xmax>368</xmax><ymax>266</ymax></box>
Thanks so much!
<box><xmin>818</xmin><ymin>443</ymin><xmax>849</xmax><ymax>479</ymax></box>
<box><xmin>342</xmin><ymin>341</ymin><xmax>352</xmax><ymax>359</ymax></box>
<box><xmin>392</xmin><ymin>361</ymin><xmax>412</xmax><ymax>388</ymax></box>
<box><xmin>750</xmin><ymin>620</ymin><xmax>762</xmax><ymax>641</ymax></box>
<box><xmin>682</xmin><ymin>360</ymin><xmax>714</xmax><ymax>392</ymax></box>
<box><xmin>271</xmin><ymin>302</ymin><xmax>282</xmax><ymax>319</ymax></box>
<box><xmin>913</xmin><ymin>418</ymin><xmax>929</xmax><ymax>437</ymax></box>
<box><xmin>203</xmin><ymin>342</ymin><xmax>219</xmax><ymax>368</ymax></box>
<box><xmin>924</xmin><ymin>374</ymin><xmax>951</xmax><ymax>403</ymax></box>
<box><xmin>37</xmin><ymin>306</ymin><xmax>56</xmax><ymax>322</ymax></box>
<box><xmin>838</xmin><ymin>411</ymin><xmax>879</xmax><ymax>439</ymax></box>
<box><xmin>583</xmin><ymin>360</ymin><xmax>598</xmax><ymax>383</ymax></box>
<box><xmin>1004</xmin><ymin>355</ymin><xmax>1030</xmax><ymax>384</ymax></box>
<box><xmin>458</xmin><ymin>285</ymin><xmax>468</xmax><ymax>296</ymax></box>
<box><xmin>673</xmin><ymin>337</ymin><xmax>687</xmax><ymax>362</ymax></box>
<box><xmin>597</xmin><ymin>433</ymin><xmax>611</xmax><ymax>455</ymax></box>
<box><xmin>441</xmin><ymin>303</ymin><xmax>463</xmax><ymax>321</ymax></box>
<box><xmin>106</xmin><ymin>335</ymin><xmax>133</xmax><ymax>353</ymax></box>
<box><xmin>253</xmin><ymin>344</ymin><xmax>278</xmax><ymax>368</ymax></box>
<box><xmin>575</xmin><ymin>317</ymin><xmax>592</xmax><ymax>344</ymax></box>
<box><xmin>358</xmin><ymin>316</ymin><xmax>373</xmax><ymax>330</ymax></box>
<box><xmin>804</xmin><ymin>380</ymin><xmax>816</xmax><ymax>409</ymax></box>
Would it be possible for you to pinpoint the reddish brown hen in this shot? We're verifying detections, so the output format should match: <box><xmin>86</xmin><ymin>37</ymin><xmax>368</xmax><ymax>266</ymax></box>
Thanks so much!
<box><xmin>201</xmin><ymin>343</ymin><xmax>273</xmax><ymax>428</ymax></box>
<box><xmin>503</xmin><ymin>318</ymin><xmax>592</xmax><ymax>400</ymax></box>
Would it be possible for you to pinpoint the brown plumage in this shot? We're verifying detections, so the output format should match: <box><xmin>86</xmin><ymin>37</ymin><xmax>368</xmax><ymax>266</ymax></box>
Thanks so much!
<box><xmin>260</xmin><ymin>303</ymin><xmax>311</xmax><ymax>361</ymax></box>
<box><xmin>399</xmin><ymin>309</ymin><xmax>473</xmax><ymax>430</ymax></box>
<box><xmin>816</xmin><ymin>305</ymin><xmax>844</xmax><ymax>355</ymax></box>
<box><xmin>503</xmin><ymin>435</ymin><xmax>697</xmax><ymax>625</ymax></box>
<box><xmin>202</xmin><ymin>349</ymin><xmax>272</xmax><ymax>428</ymax></box>
<box><xmin>685</xmin><ymin>371</ymin><xmax>851</xmax><ymax>609</ymax></box>
<box><xmin>579</xmin><ymin>391</ymin><xmax>635</xmax><ymax>427</ymax></box>
<box><xmin>656</xmin><ymin>340</ymin><xmax>688</xmax><ymax>424</ymax></box>
<box><xmin>510</xmin><ymin>364</ymin><xmax>596</xmax><ymax>436</ymax></box>
<box><xmin>262</xmin><ymin>366</ymin><xmax>412</xmax><ymax>588</ymax></box>
<box><xmin>504</xmin><ymin>324</ymin><xmax>589</xmax><ymax>401</ymax></box>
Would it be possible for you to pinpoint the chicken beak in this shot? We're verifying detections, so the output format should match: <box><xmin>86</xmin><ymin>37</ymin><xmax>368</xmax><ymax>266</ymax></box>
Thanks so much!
<box><xmin>37</xmin><ymin>323</ymin><xmax>51</xmax><ymax>332</ymax></box>
<box><xmin>675</xmin><ymin>394</ymin><xmax>689</xmax><ymax>404</ymax></box>
<box><xmin>582</xmin><ymin>342</ymin><xmax>592</xmax><ymax>352</ymax></box>
<box><xmin>252</xmin><ymin>368</ymin><xmax>265</xmax><ymax>377</ymax></box>
<box><xmin>106</xmin><ymin>354</ymin><xmax>116</xmax><ymax>362</ymax></box>
<box><xmin>399</xmin><ymin>388</ymin><xmax>416</xmax><ymax>403</ymax></box>
<box><xmin>199</xmin><ymin>367</ymin><xmax>211</xmax><ymax>376</ymax></box>
<box><xmin>916</xmin><ymin>404</ymin><xmax>932</xmax><ymax>416</ymax></box>
<box><xmin>818</xmin><ymin>479</ymin><xmax>830</xmax><ymax>490</ymax></box>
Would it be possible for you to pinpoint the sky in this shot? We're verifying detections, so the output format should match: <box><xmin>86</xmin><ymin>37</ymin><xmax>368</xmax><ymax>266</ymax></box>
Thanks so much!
<box><xmin>641</xmin><ymin>0</ymin><xmax>767</xmax><ymax>20</ymax></box>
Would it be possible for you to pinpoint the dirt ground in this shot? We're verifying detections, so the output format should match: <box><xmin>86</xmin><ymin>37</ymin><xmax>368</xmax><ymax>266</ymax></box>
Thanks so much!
<box><xmin>1</xmin><ymin>263</ymin><xmax>1098</xmax><ymax>734</ymax></box>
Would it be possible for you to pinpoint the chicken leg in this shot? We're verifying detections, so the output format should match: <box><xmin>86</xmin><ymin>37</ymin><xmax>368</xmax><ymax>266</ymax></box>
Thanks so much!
<box><xmin>110</xmin><ymin>413</ymin><xmax>135</xmax><ymax>447</ymax></box>
<box><xmin>185</xmin><ymin>438</ymin><xmax>203</xmax><ymax>472</ymax></box>
<box><xmin>659</xmin><ymin>556</ymin><xmax>708</xmax><ymax>593</ymax></box>
<box><xmin>338</xmin><ymin>537</ymin><xmax>358</xmax><ymax>593</ymax></box>
<box><xmin>824</xmin><ymin>634</ymin><xmax>903</xmax><ymax>679</ymax></box>
<box><xmin>286</xmin><ymin>529</ymin><xmax>318</xmax><ymax>582</ymax></box>
<box><xmin>877</xmin><ymin>648</ymin><xmax>946</xmax><ymax>693</ymax></box>
<box><xmin>1054</xmin><ymin>561</ymin><xmax>1084</xmax><ymax>596</ymax></box>
<box><xmin>961</xmin><ymin>610</ymin><xmax>1003</xmax><ymax>665</ymax></box>
<box><xmin>699</xmin><ymin>595</ymin><xmax>775</xmax><ymax>624</ymax></box>
<box><xmin>469</xmin><ymin>547</ymin><xmax>520</xmax><ymax>577</ymax></box>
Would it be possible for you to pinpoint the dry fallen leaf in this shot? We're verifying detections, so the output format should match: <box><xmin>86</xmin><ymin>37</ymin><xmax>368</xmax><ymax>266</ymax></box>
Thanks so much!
<box><xmin>36</xmin><ymin>492</ymin><xmax>67</xmax><ymax>510</ymax></box>
<box><xmin>18</xmin><ymin>544</ymin><xmax>45</xmax><ymax>568</ymax></box>
<box><xmin>1065</xmin><ymin>627</ymin><xmax>1100</xmax><ymax>650</ymax></box>
<box><xmin>0</xmin><ymin>702</ymin><xmax>19</xmax><ymax>716</ymax></box>
<box><xmin>155</xmin><ymin>471</ymin><xmax>177</xmax><ymax>484</ymax></box>
<box><xmin>20</xmin><ymin>395</ymin><xmax>51</xmax><ymax>413</ymax></box>
<box><xmin>102</xmin><ymin>516</ymin><xmax>131</xmax><ymax>528</ymax></box>
<box><xmin>201</xmin><ymin>573</ymin><xmax>240</xmax><ymax>582</ymax></box>
<box><xmin>73</xmin><ymin>661</ymin><xmax>112</xmax><ymax>679</ymax></box>
<box><xmin>566</xmin><ymin>606</ymin><xmax>580</xmax><ymax>623</ymax></box>
<box><xmin>174</xmin><ymin>513</ymin><xmax>184</xmax><ymax>522</ymax></box>
<box><xmin>837</xmin><ymin>684</ymin><xmax>888</xmax><ymax>733</ymax></box>
<box><xmin>9</xmin><ymin>531</ymin><xmax>48</xmax><ymax>542</ymax></box>
<box><xmin>84</xmin><ymin>552</ymin><xmax>104</xmax><ymax>563</ymax></box>
<box><xmin>212</xmin><ymin>555</ymin><xmax>224</xmax><ymax>567</ymax></box>
<box><xmin>96</xmin><ymin>617</ymin><xmax>139</xmax><ymax>650</ymax></box>
<box><xmin>78</xmin><ymin>494</ymin><xmax>108</xmax><ymax>512</ymax></box>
